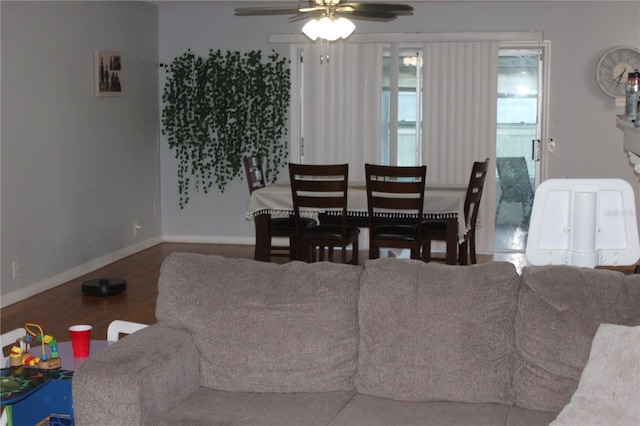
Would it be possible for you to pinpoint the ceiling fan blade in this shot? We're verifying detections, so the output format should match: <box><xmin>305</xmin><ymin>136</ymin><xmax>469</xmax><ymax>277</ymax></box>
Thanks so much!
<box><xmin>341</xmin><ymin>2</ymin><xmax>414</xmax><ymax>13</ymax></box>
<box><xmin>234</xmin><ymin>6</ymin><xmax>305</xmax><ymax>17</ymax></box>
<box><xmin>338</xmin><ymin>3</ymin><xmax>414</xmax><ymax>21</ymax></box>
<box><xmin>235</xmin><ymin>1</ymin><xmax>413</xmax><ymax>23</ymax></box>
<box><xmin>336</xmin><ymin>10</ymin><xmax>398</xmax><ymax>21</ymax></box>
<box><xmin>334</xmin><ymin>6</ymin><xmax>356</xmax><ymax>13</ymax></box>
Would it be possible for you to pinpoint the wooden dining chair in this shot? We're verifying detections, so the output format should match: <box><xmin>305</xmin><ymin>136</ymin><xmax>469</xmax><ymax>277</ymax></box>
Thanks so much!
<box><xmin>423</xmin><ymin>158</ymin><xmax>490</xmax><ymax>265</ymax></box>
<box><xmin>288</xmin><ymin>163</ymin><xmax>360</xmax><ymax>264</ymax></box>
<box><xmin>243</xmin><ymin>155</ymin><xmax>315</xmax><ymax>261</ymax></box>
<box><xmin>365</xmin><ymin>164</ymin><xmax>428</xmax><ymax>260</ymax></box>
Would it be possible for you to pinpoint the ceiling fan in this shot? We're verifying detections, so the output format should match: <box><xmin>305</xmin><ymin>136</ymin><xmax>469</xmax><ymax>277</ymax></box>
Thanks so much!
<box><xmin>235</xmin><ymin>0</ymin><xmax>414</xmax><ymax>41</ymax></box>
<box><xmin>234</xmin><ymin>1</ymin><xmax>414</xmax><ymax>22</ymax></box>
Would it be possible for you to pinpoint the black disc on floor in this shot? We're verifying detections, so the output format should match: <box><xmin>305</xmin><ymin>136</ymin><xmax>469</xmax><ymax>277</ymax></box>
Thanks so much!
<box><xmin>81</xmin><ymin>278</ymin><xmax>126</xmax><ymax>296</ymax></box>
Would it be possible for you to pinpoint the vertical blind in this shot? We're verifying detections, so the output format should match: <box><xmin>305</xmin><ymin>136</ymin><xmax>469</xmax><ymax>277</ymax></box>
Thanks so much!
<box><xmin>298</xmin><ymin>42</ymin><xmax>384</xmax><ymax>181</ymax></box>
<box><xmin>421</xmin><ymin>41</ymin><xmax>498</xmax><ymax>252</ymax></box>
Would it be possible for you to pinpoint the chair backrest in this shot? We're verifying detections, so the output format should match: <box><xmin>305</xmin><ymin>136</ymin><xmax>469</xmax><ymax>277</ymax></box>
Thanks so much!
<box><xmin>464</xmin><ymin>158</ymin><xmax>490</xmax><ymax>230</ymax></box>
<box><xmin>364</xmin><ymin>164</ymin><xmax>427</xmax><ymax>229</ymax></box>
<box><xmin>496</xmin><ymin>156</ymin><xmax>534</xmax><ymax>202</ymax></box>
<box><xmin>288</xmin><ymin>163</ymin><xmax>350</xmax><ymax>237</ymax></box>
<box><xmin>107</xmin><ymin>320</ymin><xmax>148</xmax><ymax>342</ymax></box>
<box><xmin>243</xmin><ymin>155</ymin><xmax>266</xmax><ymax>194</ymax></box>
<box><xmin>1</xmin><ymin>327</ymin><xmax>26</xmax><ymax>366</ymax></box>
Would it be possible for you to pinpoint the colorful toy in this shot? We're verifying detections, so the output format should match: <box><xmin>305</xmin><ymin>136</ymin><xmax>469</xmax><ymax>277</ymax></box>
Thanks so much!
<box><xmin>8</xmin><ymin>321</ymin><xmax>61</xmax><ymax>369</ymax></box>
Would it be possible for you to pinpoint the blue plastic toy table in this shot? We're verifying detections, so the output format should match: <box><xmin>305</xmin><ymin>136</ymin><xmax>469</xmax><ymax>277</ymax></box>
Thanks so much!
<box><xmin>1</xmin><ymin>367</ymin><xmax>74</xmax><ymax>425</ymax></box>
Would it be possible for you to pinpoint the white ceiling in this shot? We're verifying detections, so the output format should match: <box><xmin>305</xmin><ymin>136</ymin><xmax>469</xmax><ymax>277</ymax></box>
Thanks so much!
<box><xmin>150</xmin><ymin>0</ymin><xmax>633</xmax><ymax>4</ymax></box>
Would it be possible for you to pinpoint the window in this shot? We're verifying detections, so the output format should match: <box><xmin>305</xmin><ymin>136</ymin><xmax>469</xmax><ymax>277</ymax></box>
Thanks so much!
<box><xmin>382</xmin><ymin>50</ymin><xmax>423</xmax><ymax>166</ymax></box>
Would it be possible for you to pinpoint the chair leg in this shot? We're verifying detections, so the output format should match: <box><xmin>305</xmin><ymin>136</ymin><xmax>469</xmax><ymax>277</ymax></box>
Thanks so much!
<box><xmin>422</xmin><ymin>239</ymin><xmax>432</xmax><ymax>262</ymax></box>
<box><xmin>469</xmin><ymin>234</ymin><xmax>477</xmax><ymax>264</ymax></box>
<box><xmin>410</xmin><ymin>247</ymin><xmax>420</xmax><ymax>259</ymax></box>
<box><xmin>496</xmin><ymin>196</ymin><xmax>505</xmax><ymax>223</ymax></box>
<box><xmin>288</xmin><ymin>236</ymin><xmax>297</xmax><ymax>261</ymax></box>
<box><xmin>522</xmin><ymin>199</ymin><xmax>533</xmax><ymax>225</ymax></box>
<box><xmin>458</xmin><ymin>241</ymin><xmax>468</xmax><ymax>265</ymax></box>
<box><xmin>303</xmin><ymin>245</ymin><xmax>313</xmax><ymax>263</ymax></box>
<box><xmin>369</xmin><ymin>245</ymin><xmax>379</xmax><ymax>259</ymax></box>
<box><xmin>351</xmin><ymin>240</ymin><xmax>359</xmax><ymax>265</ymax></box>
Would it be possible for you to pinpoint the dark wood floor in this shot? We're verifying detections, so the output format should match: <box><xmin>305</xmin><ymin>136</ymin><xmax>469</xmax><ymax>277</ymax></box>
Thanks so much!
<box><xmin>0</xmin><ymin>244</ymin><xmax>260</xmax><ymax>346</ymax></box>
<box><xmin>1</xmin><ymin>243</ymin><xmax>494</xmax><ymax>349</ymax></box>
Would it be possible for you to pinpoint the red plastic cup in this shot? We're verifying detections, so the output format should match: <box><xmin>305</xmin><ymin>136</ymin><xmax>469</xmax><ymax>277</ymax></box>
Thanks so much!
<box><xmin>69</xmin><ymin>325</ymin><xmax>92</xmax><ymax>357</ymax></box>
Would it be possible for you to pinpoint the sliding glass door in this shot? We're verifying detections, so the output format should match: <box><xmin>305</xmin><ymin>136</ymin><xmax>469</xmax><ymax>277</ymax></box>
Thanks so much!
<box><xmin>495</xmin><ymin>47</ymin><xmax>545</xmax><ymax>252</ymax></box>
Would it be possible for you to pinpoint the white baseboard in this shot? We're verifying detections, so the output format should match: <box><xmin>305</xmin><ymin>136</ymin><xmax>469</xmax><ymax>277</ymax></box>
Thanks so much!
<box><xmin>1</xmin><ymin>237</ymin><xmax>163</xmax><ymax>309</ymax></box>
<box><xmin>162</xmin><ymin>235</ymin><xmax>256</xmax><ymax>245</ymax></box>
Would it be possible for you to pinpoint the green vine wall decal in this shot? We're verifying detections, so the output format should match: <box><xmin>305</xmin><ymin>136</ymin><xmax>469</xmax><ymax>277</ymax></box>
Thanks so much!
<box><xmin>162</xmin><ymin>49</ymin><xmax>290</xmax><ymax>208</ymax></box>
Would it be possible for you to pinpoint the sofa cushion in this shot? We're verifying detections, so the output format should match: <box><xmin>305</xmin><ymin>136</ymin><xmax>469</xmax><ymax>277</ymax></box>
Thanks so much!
<box><xmin>329</xmin><ymin>395</ymin><xmax>513</xmax><ymax>426</ymax></box>
<box><xmin>149</xmin><ymin>388</ymin><xmax>354</xmax><ymax>426</ymax></box>
<box><xmin>550</xmin><ymin>323</ymin><xmax>640</xmax><ymax>426</ymax></box>
<box><xmin>513</xmin><ymin>266</ymin><xmax>640</xmax><ymax>412</ymax></box>
<box><xmin>156</xmin><ymin>253</ymin><xmax>362</xmax><ymax>393</ymax></box>
<box><xmin>504</xmin><ymin>406</ymin><xmax>559</xmax><ymax>426</ymax></box>
<box><xmin>355</xmin><ymin>259</ymin><xmax>520</xmax><ymax>404</ymax></box>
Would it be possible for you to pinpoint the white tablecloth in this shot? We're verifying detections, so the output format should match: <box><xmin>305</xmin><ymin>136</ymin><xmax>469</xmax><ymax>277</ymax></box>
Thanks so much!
<box><xmin>246</xmin><ymin>183</ymin><xmax>468</xmax><ymax>242</ymax></box>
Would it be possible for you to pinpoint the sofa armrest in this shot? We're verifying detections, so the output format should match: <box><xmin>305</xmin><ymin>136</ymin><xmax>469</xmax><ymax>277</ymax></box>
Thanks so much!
<box><xmin>72</xmin><ymin>324</ymin><xmax>200</xmax><ymax>426</ymax></box>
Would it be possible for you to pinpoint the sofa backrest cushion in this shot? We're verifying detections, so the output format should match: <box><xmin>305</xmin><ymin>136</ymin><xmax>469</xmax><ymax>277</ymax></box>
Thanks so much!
<box><xmin>355</xmin><ymin>259</ymin><xmax>520</xmax><ymax>404</ymax></box>
<box><xmin>156</xmin><ymin>253</ymin><xmax>362</xmax><ymax>393</ymax></box>
<box><xmin>513</xmin><ymin>265</ymin><xmax>640</xmax><ymax>412</ymax></box>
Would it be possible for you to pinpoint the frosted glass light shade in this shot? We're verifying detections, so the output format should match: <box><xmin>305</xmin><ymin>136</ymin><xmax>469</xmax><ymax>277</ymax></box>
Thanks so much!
<box><xmin>302</xmin><ymin>16</ymin><xmax>355</xmax><ymax>41</ymax></box>
<box><xmin>318</xmin><ymin>17</ymin><xmax>340</xmax><ymax>41</ymax></box>
<box><xmin>302</xmin><ymin>19</ymin><xmax>320</xmax><ymax>40</ymax></box>
<box><xmin>334</xmin><ymin>17</ymin><xmax>355</xmax><ymax>39</ymax></box>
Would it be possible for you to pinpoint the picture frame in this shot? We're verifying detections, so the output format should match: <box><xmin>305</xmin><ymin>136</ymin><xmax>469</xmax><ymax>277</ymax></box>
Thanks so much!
<box><xmin>94</xmin><ymin>50</ymin><xmax>122</xmax><ymax>97</ymax></box>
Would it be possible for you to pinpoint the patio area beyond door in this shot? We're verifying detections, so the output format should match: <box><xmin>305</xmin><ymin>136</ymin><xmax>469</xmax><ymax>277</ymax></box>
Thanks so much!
<box><xmin>495</xmin><ymin>48</ymin><xmax>544</xmax><ymax>252</ymax></box>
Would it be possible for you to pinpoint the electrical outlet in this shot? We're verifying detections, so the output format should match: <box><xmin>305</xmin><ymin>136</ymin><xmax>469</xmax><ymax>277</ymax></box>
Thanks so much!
<box><xmin>133</xmin><ymin>222</ymin><xmax>145</xmax><ymax>236</ymax></box>
<box><xmin>12</xmin><ymin>261</ymin><xmax>20</xmax><ymax>279</ymax></box>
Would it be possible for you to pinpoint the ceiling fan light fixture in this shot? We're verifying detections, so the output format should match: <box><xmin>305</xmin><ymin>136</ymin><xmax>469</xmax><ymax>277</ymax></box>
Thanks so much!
<box><xmin>302</xmin><ymin>16</ymin><xmax>355</xmax><ymax>42</ymax></box>
<box><xmin>318</xmin><ymin>16</ymin><xmax>340</xmax><ymax>41</ymax></box>
<box><xmin>302</xmin><ymin>18</ymin><xmax>320</xmax><ymax>40</ymax></box>
<box><xmin>334</xmin><ymin>17</ymin><xmax>355</xmax><ymax>39</ymax></box>
<box><xmin>235</xmin><ymin>0</ymin><xmax>414</xmax><ymax>47</ymax></box>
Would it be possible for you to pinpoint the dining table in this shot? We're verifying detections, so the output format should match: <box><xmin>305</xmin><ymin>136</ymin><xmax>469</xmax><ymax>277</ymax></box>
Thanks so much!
<box><xmin>245</xmin><ymin>182</ymin><xmax>468</xmax><ymax>265</ymax></box>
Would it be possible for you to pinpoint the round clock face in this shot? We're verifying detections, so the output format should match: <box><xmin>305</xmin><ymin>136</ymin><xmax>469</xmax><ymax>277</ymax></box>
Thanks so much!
<box><xmin>596</xmin><ymin>46</ymin><xmax>640</xmax><ymax>98</ymax></box>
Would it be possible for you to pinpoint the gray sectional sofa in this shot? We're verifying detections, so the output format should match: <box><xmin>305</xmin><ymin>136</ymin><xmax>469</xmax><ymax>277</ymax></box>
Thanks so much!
<box><xmin>72</xmin><ymin>253</ymin><xmax>640</xmax><ymax>425</ymax></box>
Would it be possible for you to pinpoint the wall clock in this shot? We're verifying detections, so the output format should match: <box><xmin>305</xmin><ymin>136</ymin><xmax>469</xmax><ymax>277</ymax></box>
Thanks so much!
<box><xmin>596</xmin><ymin>46</ymin><xmax>640</xmax><ymax>98</ymax></box>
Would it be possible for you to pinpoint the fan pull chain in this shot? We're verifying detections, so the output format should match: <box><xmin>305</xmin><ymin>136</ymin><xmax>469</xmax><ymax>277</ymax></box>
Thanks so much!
<box><xmin>320</xmin><ymin>39</ymin><xmax>330</xmax><ymax>65</ymax></box>
<box><xmin>321</xmin><ymin>39</ymin><xmax>326</xmax><ymax>64</ymax></box>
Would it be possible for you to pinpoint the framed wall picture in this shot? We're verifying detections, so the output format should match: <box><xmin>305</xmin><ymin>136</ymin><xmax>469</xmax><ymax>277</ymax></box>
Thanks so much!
<box><xmin>94</xmin><ymin>50</ymin><xmax>122</xmax><ymax>97</ymax></box>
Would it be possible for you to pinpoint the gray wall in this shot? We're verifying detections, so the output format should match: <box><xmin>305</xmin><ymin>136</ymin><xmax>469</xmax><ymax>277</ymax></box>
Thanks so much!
<box><xmin>159</xmin><ymin>3</ymin><xmax>292</xmax><ymax>243</ymax></box>
<box><xmin>159</xmin><ymin>1</ymin><xmax>640</xmax><ymax>244</ymax></box>
<box><xmin>1</xmin><ymin>1</ymin><xmax>160</xmax><ymax>303</ymax></box>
